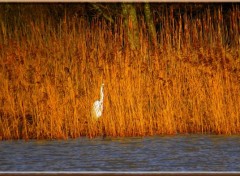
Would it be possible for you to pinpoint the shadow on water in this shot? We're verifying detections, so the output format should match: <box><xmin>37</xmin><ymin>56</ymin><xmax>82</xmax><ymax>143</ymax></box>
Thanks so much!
<box><xmin>0</xmin><ymin>135</ymin><xmax>240</xmax><ymax>171</ymax></box>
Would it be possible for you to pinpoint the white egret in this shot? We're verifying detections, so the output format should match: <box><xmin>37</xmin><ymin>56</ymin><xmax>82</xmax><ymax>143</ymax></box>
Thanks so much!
<box><xmin>91</xmin><ymin>83</ymin><xmax>104</xmax><ymax>119</ymax></box>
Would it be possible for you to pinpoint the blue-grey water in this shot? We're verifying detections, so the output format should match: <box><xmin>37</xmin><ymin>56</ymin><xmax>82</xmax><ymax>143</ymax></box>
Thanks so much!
<box><xmin>0</xmin><ymin>135</ymin><xmax>240</xmax><ymax>171</ymax></box>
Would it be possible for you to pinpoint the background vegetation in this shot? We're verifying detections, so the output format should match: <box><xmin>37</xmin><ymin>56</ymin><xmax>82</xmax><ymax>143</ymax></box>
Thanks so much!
<box><xmin>0</xmin><ymin>3</ymin><xmax>239</xmax><ymax>140</ymax></box>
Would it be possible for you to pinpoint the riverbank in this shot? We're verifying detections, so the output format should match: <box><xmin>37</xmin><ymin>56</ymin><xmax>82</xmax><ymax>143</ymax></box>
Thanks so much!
<box><xmin>0</xmin><ymin>4</ymin><xmax>239</xmax><ymax>140</ymax></box>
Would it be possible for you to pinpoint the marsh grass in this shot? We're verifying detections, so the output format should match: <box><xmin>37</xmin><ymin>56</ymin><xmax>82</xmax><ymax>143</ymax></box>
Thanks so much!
<box><xmin>0</xmin><ymin>5</ymin><xmax>239</xmax><ymax>140</ymax></box>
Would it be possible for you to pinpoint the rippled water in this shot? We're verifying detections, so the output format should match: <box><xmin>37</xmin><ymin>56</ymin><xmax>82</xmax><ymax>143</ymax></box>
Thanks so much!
<box><xmin>0</xmin><ymin>135</ymin><xmax>240</xmax><ymax>171</ymax></box>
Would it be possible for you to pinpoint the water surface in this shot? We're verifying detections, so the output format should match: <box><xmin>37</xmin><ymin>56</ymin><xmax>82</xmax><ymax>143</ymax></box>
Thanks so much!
<box><xmin>0</xmin><ymin>135</ymin><xmax>240</xmax><ymax>171</ymax></box>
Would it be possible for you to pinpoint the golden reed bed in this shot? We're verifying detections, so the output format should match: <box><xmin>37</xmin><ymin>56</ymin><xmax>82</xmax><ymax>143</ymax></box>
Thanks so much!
<box><xmin>0</xmin><ymin>5</ymin><xmax>239</xmax><ymax>140</ymax></box>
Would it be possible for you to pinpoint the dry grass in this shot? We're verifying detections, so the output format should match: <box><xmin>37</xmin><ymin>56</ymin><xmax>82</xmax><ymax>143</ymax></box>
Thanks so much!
<box><xmin>0</xmin><ymin>5</ymin><xmax>240</xmax><ymax>140</ymax></box>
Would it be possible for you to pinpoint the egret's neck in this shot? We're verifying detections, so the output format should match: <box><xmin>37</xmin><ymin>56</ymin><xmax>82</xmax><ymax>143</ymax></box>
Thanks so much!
<box><xmin>100</xmin><ymin>85</ymin><xmax>104</xmax><ymax>102</ymax></box>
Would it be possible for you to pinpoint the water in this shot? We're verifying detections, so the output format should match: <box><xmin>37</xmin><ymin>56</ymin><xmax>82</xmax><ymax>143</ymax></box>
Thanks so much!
<box><xmin>0</xmin><ymin>135</ymin><xmax>240</xmax><ymax>171</ymax></box>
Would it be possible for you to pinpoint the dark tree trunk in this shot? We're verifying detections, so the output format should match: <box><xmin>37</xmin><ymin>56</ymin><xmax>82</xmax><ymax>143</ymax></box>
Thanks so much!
<box><xmin>144</xmin><ymin>3</ymin><xmax>158</xmax><ymax>49</ymax></box>
<box><xmin>121</xmin><ymin>3</ymin><xmax>140</xmax><ymax>50</ymax></box>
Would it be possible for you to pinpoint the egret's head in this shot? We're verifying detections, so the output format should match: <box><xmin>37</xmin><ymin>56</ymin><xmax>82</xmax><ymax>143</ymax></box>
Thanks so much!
<box><xmin>102</xmin><ymin>83</ymin><xmax>104</xmax><ymax>87</ymax></box>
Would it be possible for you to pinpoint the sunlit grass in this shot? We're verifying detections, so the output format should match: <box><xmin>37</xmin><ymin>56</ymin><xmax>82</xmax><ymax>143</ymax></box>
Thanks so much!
<box><xmin>0</xmin><ymin>5</ymin><xmax>239</xmax><ymax>140</ymax></box>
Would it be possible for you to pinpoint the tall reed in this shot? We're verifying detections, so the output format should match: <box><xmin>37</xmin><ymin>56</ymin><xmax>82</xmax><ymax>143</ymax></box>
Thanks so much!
<box><xmin>0</xmin><ymin>5</ymin><xmax>239</xmax><ymax>140</ymax></box>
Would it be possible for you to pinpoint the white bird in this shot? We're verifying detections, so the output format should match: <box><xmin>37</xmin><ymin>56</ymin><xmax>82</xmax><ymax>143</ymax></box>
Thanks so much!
<box><xmin>91</xmin><ymin>83</ymin><xmax>104</xmax><ymax>119</ymax></box>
